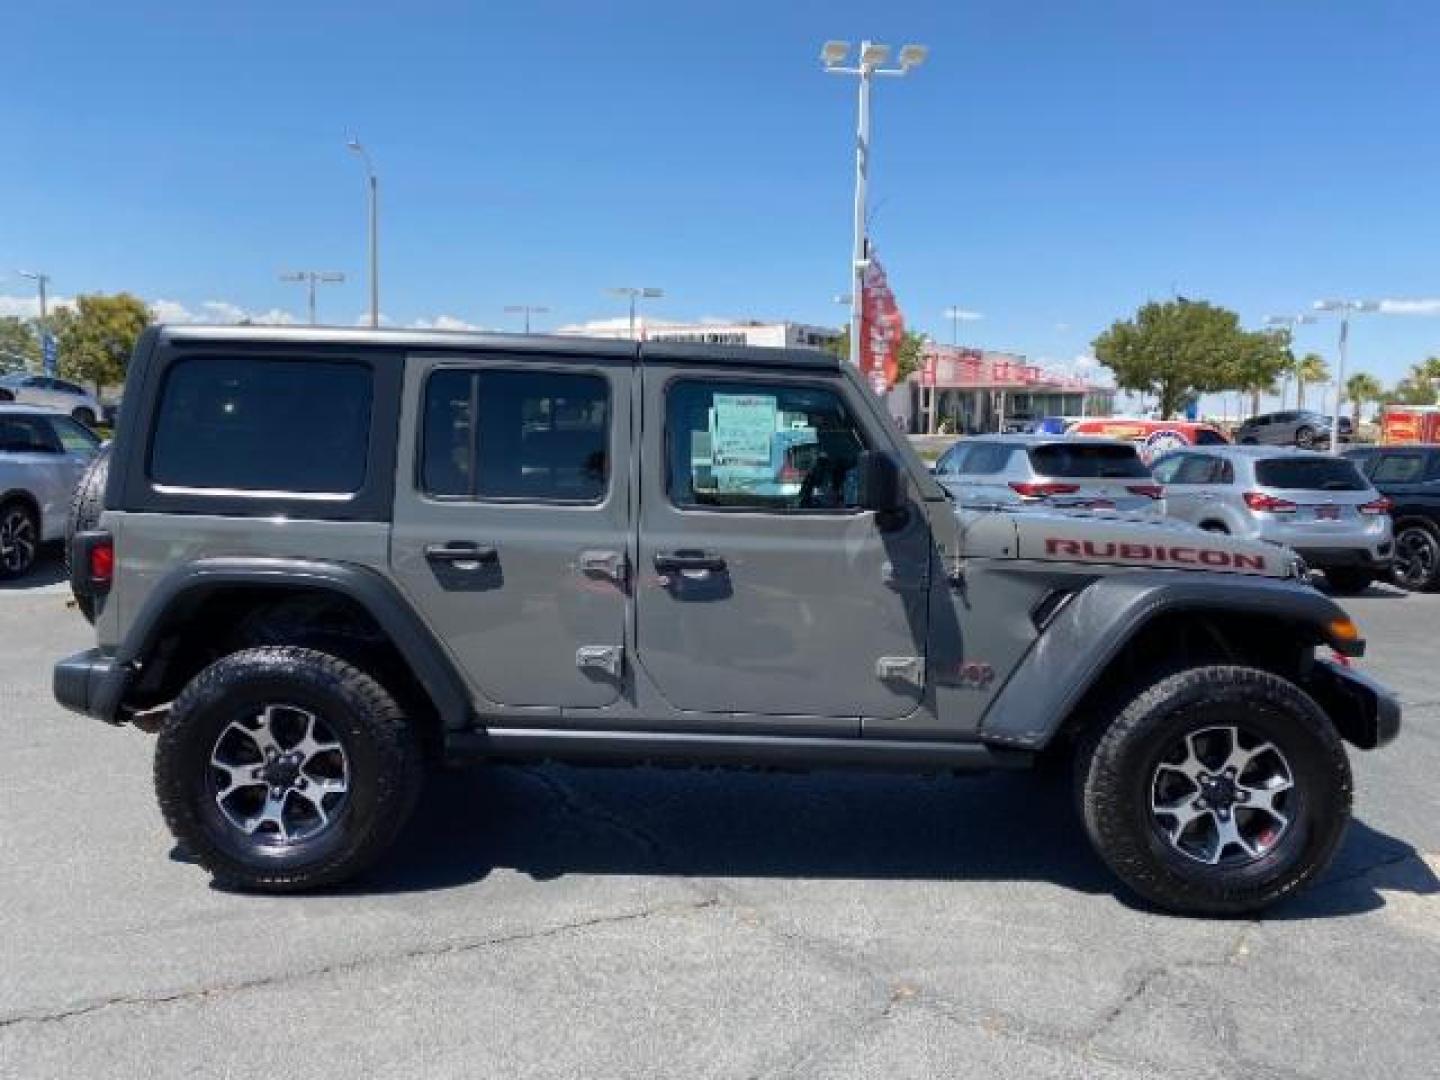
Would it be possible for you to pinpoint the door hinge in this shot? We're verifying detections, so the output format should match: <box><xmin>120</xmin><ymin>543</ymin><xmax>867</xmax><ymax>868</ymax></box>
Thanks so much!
<box><xmin>578</xmin><ymin>549</ymin><xmax>627</xmax><ymax>585</ymax></box>
<box><xmin>875</xmin><ymin>655</ymin><xmax>926</xmax><ymax>686</ymax></box>
<box><xmin>576</xmin><ymin>645</ymin><xmax>624</xmax><ymax>679</ymax></box>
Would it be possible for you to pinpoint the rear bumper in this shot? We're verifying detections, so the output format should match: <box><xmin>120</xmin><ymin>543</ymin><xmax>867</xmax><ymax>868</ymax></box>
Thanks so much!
<box><xmin>1293</xmin><ymin>545</ymin><xmax>1393</xmax><ymax>571</ymax></box>
<box><xmin>1307</xmin><ymin>658</ymin><xmax>1401</xmax><ymax>750</ymax></box>
<box><xmin>53</xmin><ymin>648</ymin><xmax>132</xmax><ymax>725</ymax></box>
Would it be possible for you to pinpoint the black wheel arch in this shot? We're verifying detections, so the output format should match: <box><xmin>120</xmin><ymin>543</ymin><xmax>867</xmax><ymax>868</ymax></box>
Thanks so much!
<box><xmin>981</xmin><ymin>572</ymin><xmax>1371</xmax><ymax>752</ymax></box>
<box><xmin>115</xmin><ymin>558</ymin><xmax>473</xmax><ymax>735</ymax></box>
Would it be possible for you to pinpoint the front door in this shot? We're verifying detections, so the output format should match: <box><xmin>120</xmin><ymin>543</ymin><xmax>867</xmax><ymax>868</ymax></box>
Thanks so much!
<box><xmin>634</xmin><ymin>368</ymin><xmax>932</xmax><ymax>722</ymax></box>
<box><xmin>390</xmin><ymin>356</ymin><xmax>631</xmax><ymax>710</ymax></box>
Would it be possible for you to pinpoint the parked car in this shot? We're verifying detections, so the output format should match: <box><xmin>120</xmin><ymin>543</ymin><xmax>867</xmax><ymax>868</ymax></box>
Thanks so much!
<box><xmin>932</xmin><ymin>435</ymin><xmax>1164</xmax><ymax>513</ymax></box>
<box><xmin>55</xmin><ymin>324</ymin><xmax>1400</xmax><ymax>915</ymax></box>
<box><xmin>1234</xmin><ymin>410</ymin><xmax>1352</xmax><ymax>449</ymax></box>
<box><xmin>0</xmin><ymin>403</ymin><xmax>102</xmax><ymax>578</ymax></box>
<box><xmin>1344</xmin><ymin>444</ymin><xmax>1440</xmax><ymax>591</ymax></box>
<box><xmin>1151</xmin><ymin>445</ymin><xmax>1391</xmax><ymax>593</ymax></box>
<box><xmin>0</xmin><ymin>372</ymin><xmax>105</xmax><ymax>427</ymax></box>
<box><xmin>1066</xmin><ymin>417</ymin><xmax>1230</xmax><ymax>463</ymax></box>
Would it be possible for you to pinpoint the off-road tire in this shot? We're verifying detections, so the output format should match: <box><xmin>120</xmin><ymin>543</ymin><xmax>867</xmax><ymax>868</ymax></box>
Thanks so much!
<box><xmin>1323</xmin><ymin>568</ymin><xmax>1374</xmax><ymax>595</ymax></box>
<box><xmin>1077</xmin><ymin>665</ymin><xmax>1351</xmax><ymax>916</ymax></box>
<box><xmin>155</xmin><ymin>647</ymin><xmax>423</xmax><ymax>892</ymax></box>
<box><xmin>65</xmin><ymin>444</ymin><xmax>110</xmax><ymax>622</ymax></box>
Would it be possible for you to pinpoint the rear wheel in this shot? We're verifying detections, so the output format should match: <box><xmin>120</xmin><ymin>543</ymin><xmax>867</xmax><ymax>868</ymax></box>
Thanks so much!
<box><xmin>66</xmin><ymin>445</ymin><xmax>111</xmax><ymax>621</ymax></box>
<box><xmin>1295</xmin><ymin>426</ymin><xmax>1317</xmax><ymax>449</ymax></box>
<box><xmin>1323</xmin><ymin>568</ymin><xmax>1374</xmax><ymax>594</ymax></box>
<box><xmin>155</xmin><ymin>647</ymin><xmax>423</xmax><ymax>892</ymax></box>
<box><xmin>1392</xmin><ymin>523</ymin><xmax>1440</xmax><ymax>592</ymax></box>
<box><xmin>0</xmin><ymin>500</ymin><xmax>39</xmax><ymax>580</ymax></box>
<box><xmin>1077</xmin><ymin>665</ymin><xmax>1351</xmax><ymax>915</ymax></box>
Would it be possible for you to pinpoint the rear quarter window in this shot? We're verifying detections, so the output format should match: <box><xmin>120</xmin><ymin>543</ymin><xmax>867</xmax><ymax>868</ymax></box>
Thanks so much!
<box><xmin>1254</xmin><ymin>457</ymin><xmax>1366</xmax><ymax>491</ymax></box>
<box><xmin>149</xmin><ymin>357</ymin><xmax>373</xmax><ymax>493</ymax></box>
<box><xmin>1027</xmin><ymin>443</ymin><xmax>1149</xmax><ymax>478</ymax></box>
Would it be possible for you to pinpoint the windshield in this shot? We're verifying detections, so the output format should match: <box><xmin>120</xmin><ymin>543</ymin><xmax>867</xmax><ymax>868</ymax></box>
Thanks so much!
<box><xmin>0</xmin><ymin>374</ymin><xmax>25</xmax><ymax>387</ymax></box>
<box><xmin>1027</xmin><ymin>443</ymin><xmax>1149</xmax><ymax>479</ymax></box>
<box><xmin>1255</xmin><ymin>457</ymin><xmax>1367</xmax><ymax>491</ymax></box>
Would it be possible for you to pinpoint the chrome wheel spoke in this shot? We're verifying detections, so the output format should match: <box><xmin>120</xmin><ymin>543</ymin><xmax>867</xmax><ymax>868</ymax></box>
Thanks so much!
<box><xmin>294</xmin><ymin>711</ymin><xmax>343</xmax><ymax>764</ymax></box>
<box><xmin>242</xmin><ymin>789</ymin><xmax>292</xmax><ymax>840</ymax></box>
<box><xmin>1155</xmin><ymin>797</ymin><xmax>1211</xmax><ymax>842</ymax></box>
<box><xmin>249</xmin><ymin>709</ymin><xmax>288</xmax><ymax>759</ymax></box>
<box><xmin>1207</xmin><ymin>812</ymin><xmax>1258</xmax><ymax>864</ymax></box>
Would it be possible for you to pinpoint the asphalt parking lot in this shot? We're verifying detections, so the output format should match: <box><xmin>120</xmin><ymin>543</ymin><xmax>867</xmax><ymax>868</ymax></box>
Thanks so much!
<box><xmin>1</xmin><ymin>551</ymin><xmax>1436</xmax><ymax>1079</ymax></box>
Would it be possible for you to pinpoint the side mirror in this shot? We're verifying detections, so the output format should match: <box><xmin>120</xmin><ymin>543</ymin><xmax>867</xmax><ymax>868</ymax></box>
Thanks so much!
<box><xmin>856</xmin><ymin>450</ymin><xmax>904</xmax><ymax>513</ymax></box>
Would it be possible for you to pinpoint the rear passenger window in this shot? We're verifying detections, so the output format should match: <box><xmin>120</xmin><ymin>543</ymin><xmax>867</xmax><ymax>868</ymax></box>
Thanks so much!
<box><xmin>1369</xmin><ymin>453</ymin><xmax>1425</xmax><ymax>484</ymax></box>
<box><xmin>420</xmin><ymin>369</ymin><xmax>609</xmax><ymax>503</ymax></box>
<box><xmin>149</xmin><ymin>358</ymin><xmax>373</xmax><ymax>493</ymax></box>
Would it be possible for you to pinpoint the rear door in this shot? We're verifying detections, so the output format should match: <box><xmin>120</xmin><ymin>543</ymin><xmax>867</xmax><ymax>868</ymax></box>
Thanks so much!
<box><xmin>1151</xmin><ymin>453</ymin><xmax>1199</xmax><ymax>522</ymax></box>
<box><xmin>390</xmin><ymin>354</ymin><xmax>632</xmax><ymax>710</ymax></box>
<box><xmin>634</xmin><ymin>366</ymin><xmax>932</xmax><ymax>722</ymax></box>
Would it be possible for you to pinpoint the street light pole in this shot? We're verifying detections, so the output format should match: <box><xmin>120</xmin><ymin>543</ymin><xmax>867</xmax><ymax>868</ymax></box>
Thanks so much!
<box><xmin>821</xmin><ymin>40</ymin><xmax>928</xmax><ymax>372</ymax></box>
<box><xmin>503</xmin><ymin>304</ymin><xmax>550</xmax><ymax>334</ymax></box>
<box><xmin>346</xmin><ymin>138</ymin><xmax>380</xmax><ymax>328</ymax></box>
<box><xmin>280</xmin><ymin>271</ymin><xmax>346</xmax><ymax>325</ymax></box>
<box><xmin>17</xmin><ymin>270</ymin><xmax>51</xmax><ymax>374</ymax></box>
<box><xmin>1313</xmin><ymin>299</ymin><xmax>1380</xmax><ymax>454</ymax></box>
<box><xmin>605</xmin><ymin>287</ymin><xmax>663</xmax><ymax>340</ymax></box>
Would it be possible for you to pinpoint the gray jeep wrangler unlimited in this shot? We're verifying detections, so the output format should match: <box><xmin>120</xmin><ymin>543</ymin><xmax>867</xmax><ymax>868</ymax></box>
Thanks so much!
<box><xmin>55</xmin><ymin>326</ymin><xmax>1400</xmax><ymax>914</ymax></box>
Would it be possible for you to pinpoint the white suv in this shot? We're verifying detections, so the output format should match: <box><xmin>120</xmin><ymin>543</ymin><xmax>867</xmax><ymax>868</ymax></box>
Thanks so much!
<box><xmin>0</xmin><ymin>404</ymin><xmax>102</xmax><ymax>578</ymax></box>
<box><xmin>0</xmin><ymin>373</ymin><xmax>105</xmax><ymax>427</ymax></box>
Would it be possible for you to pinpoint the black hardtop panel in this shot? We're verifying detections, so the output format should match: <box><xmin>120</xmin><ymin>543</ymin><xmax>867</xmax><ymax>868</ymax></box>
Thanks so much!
<box><xmin>157</xmin><ymin>325</ymin><xmax>841</xmax><ymax>370</ymax></box>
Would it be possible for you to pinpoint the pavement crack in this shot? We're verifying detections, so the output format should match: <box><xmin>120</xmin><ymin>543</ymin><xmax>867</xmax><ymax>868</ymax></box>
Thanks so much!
<box><xmin>0</xmin><ymin>897</ymin><xmax>717</xmax><ymax>1032</ymax></box>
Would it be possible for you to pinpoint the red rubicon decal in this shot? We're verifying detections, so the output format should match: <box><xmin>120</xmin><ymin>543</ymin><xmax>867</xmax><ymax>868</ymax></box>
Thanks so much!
<box><xmin>1044</xmin><ymin>537</ymin><xmax>1266</xmax><ymax>571</ymax></box>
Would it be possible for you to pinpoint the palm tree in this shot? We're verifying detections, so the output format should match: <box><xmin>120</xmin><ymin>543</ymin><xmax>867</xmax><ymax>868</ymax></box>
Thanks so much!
<box><xmin>1294</xmin><ymin>353</ymin><xmax>1330</xmax><ymax>411</ymax></box>
<box><xmin>1345</xmin><ymin>372</ymin><xmax>1382</xmax><ymax>426</ymax></box>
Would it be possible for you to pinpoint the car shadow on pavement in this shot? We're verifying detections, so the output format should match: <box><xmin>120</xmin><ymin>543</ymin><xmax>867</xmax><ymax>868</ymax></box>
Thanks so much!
<box><xmin>0</xmin><ymin>546</ymin><xmax>66</xmax><ymax>590</ymax></box>
<box><xmin>352</xmin><ymin>765</ymin><xmax>1435</xmax><ymax>918</ymax></box>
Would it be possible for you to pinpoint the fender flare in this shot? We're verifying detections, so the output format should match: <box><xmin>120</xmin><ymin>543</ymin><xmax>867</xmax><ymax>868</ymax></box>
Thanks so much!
<box><xmin>119</xmin><ymin>557</ymin><xmax>473</xmax><ymax>730</ymax></box>
<box><xmin>979</xmin><ymin>571</ymin><xmax>1358</xmax><ymax>748</ymax></box>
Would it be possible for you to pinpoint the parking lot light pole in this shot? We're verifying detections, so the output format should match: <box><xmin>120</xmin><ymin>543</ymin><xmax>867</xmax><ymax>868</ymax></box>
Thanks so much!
<box><xmin>1312</xmin><ymin>300</ymin><xmax>1380</xmax><ymax>453</ymax></box>
<box><xmin>346</xmin><ymin>138</ymin><xmax>380</xmax><ymax>328</ymax></box>
<box><xmin>280</xmin><ymin>270</ymin><xmax>346</xmax><ymax>325</ymax></box>
<box><xmin>606</xmin><ymin>287</ymin><xmax>663</xmax><ymax>340</ymax></box>
<box><xmin>17</xmin><ymin>270</ymin><xmax>50</xmax><ymax>373</ymax></box>
<box><xmin>820</xmin><ymin>39</ymin><xmax>928</xmax><ymax>370</ymax></box>
<box><xmin>503</xmin><ymin>304</ymin><xmax>550</xmax><ymax>334</ymax></box>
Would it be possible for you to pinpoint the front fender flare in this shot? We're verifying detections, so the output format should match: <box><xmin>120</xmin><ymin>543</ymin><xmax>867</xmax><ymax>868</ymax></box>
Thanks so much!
<box><xmin>979</xmin><ymin>572</ymin><xmax>1358</xmax><ymax>749</ymax></box>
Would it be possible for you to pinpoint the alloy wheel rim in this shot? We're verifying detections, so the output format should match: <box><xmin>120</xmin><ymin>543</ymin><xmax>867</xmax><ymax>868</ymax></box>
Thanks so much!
<box><xmin>208</xmin><ymin>704</ymin><xmax>349</xmax><ymax>845</ymax></box>
<box><xmin>0</xmin><ymin>509</ymin><xmax>36</xmax><ymax>573</ymax></box>
<box><xmin>1395</xmin><ymin>528</ymin><xmax>1438</xmax><ymax>588</ymax></box>
<box><xmin>1150</xmin><ymin>724</ymin><xmax>1295</xmax><ymax>867</ymax></box>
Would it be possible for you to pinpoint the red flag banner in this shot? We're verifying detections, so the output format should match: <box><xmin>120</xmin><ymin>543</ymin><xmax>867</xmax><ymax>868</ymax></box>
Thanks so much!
<box><xmin>860</xmin><ymin>257</ymin><xmax>905</xmax><ymax>394</ymax></box>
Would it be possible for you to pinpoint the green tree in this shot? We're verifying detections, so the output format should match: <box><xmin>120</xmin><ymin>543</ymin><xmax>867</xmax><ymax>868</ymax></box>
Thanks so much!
<box><xmin>1223</xmin><ymin>329</ymin><xmax>1293</xmax><ymax>417</ymax></box>
<box><xmin>1092</xmin><ymin>299</ymin><xmax>1278</xmax><ymax>419</ymax></box>
<box><xmin>52</xmin><ymin>293</ymin><xmax>151</xmax><ymax>394</ymax></box>
<box><xmin>1344</xmin><ymin>372</ymin><xmax>1383</xmax><ymax>425</ymax></box>
<box><xmin>0</xmin><ymin>316</ymin><xmax>40</xmax><ymax>371</ymax></box>
<box><xmin>825</xmin><ymin>327</ymin><xmax>929</xmax><ymax>382</ymax></box>
<box><xmin>1384</xmin><ymin>357</ymin><xmax>1440</xmax><ymax>406</ymax></box>
<box><xmin>1293</xmin><ymin>353</ymin><xmax>1330</xmax><ymax>410</ymax></box>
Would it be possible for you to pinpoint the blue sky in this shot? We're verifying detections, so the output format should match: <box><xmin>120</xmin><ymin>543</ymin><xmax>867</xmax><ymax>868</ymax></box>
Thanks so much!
<box><xmin>5</xmin><ymin>0</ymin><xmax>1439</xmax><ymax>402</ymax></box>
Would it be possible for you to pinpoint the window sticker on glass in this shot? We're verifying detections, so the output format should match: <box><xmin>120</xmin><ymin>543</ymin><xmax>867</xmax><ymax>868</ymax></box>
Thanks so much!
<box><xmin>710</xmin><ymin>393</ymin><xmax>778</xmax><ymax>492</ymax></box>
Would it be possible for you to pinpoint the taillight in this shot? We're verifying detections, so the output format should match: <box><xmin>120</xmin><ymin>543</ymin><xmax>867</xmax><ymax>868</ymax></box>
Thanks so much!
<box><xmin>1243</xmin><ymin>491</ymin><xmax>1298</xmax><ymax>513</ymax></box>
<box><xmin>1359</xmin><ymin>497</ymin><xmax>1392</xmax><ymax>516</ymax></box>
<box><xmin>777</xmin><ymin>463</ymin><xmax>804</xmax><ymax>483</ymax></box>
<box><xmin>1009</xmin><ymin>481</ymin><xmax>1080</xmax><ymax>498</ymax></box>
<box><xmin>89</xmin><ymin>538</ymin><xmax>115</xmax><ymax>585</ymax></box>
<box><xmin>1126</xmin><ymin>484</ymin><xmax>1164</xmax><ymax>499</ymax></box>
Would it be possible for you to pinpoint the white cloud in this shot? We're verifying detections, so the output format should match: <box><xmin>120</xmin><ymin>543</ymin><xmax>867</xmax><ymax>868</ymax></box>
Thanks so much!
<box><xmin>943</xmin><ymin>308</ymin><xmax>984</xmax><ymax>321</ymax></box>
<box><xmin>0</xmin><ymin>293</ymin><xmax>76</xmax><ymax>319</ymax></box>
<box><xmin>202</xmin><ymin>300</ymin><xmax>248</xmax><ymax>323</ymax></box>
<box><xmin>1379</xmin><ymin>298</ymin><xmax>1440</xmax><ymax>316</ymax></box>
<box><xmin>409</xmin><ymin>315</ymin><xmax>486</xmax><ymax>331</ymax></box>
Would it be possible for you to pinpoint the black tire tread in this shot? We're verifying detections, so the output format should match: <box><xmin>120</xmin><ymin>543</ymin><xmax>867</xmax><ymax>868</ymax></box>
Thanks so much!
<box><xmin>65</xmin><ymin>444</ymin><xmax>111</xmax><ymax>622</ymax></box>
<box><xmin>155</xmin><ymin>646</ymin><xmax>422</xmax><ymax>892</ymax></box>
<box><xmin>1393</xmin><ymin>520</ymin><xmax>1440</xmax><ymax>592</ymax></box>
<box><xmin>1077</xmin><ymin>665</ymin><xmax>1351</xmax><ymax>916</ymax></box>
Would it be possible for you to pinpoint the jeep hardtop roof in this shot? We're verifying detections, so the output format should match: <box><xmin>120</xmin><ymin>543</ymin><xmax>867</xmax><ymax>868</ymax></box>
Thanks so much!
<box><xmin>154</xmin><ymin>324</ymin><xmax>842</xmax><ymax>372</ymax></box>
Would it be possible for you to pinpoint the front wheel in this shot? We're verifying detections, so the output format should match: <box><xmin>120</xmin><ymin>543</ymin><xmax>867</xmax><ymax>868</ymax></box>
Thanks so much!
<box><xmin>1294</xmin><ymin>426</ymin><xmax>1317</xmax><ymax>449</ymax></box>
<box><xmin>155</xmin><ymin>647</ymin><xmax>423</xmax><ymax>892</ymax></box>
<box><xmin>1077</xmin><ymin>666</ymin><xmax>1351</xmax><ymax>916</ymax></box>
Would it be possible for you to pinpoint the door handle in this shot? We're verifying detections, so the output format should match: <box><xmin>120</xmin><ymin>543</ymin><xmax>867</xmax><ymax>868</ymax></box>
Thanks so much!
<box><xmin>425</xmin><ymin>542</ymin><xmax>498</xmax><ymax>565</ymax></box>
<box><xmin>654</xmin><ymin>550</ymin><xmax>727</xmax><ymax>573</ymax></box>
